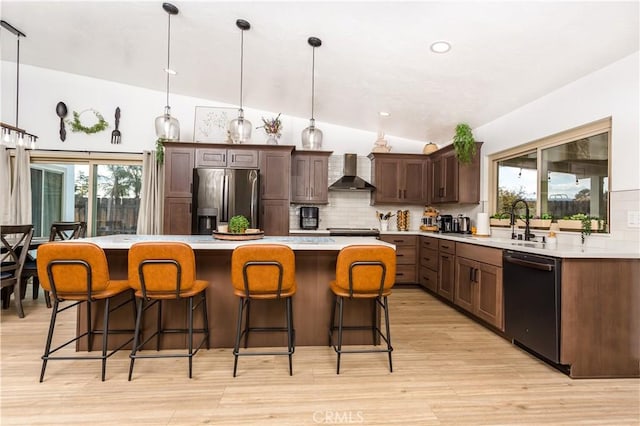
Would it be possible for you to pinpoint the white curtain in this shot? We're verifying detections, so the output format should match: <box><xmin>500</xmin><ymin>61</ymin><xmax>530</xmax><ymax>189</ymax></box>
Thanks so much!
<box><xmin>136</xmin><ymin>150</ymin><xmax>164</xmax><ymax>235</ymax></box>
<box><xmin>9</xmin><ymin>145</ymin><xmax>31</xmax><ymax>225</ymax></box>
<box><xmin>0</xmin><ymin>146</ymin><xmax>11</xmax><ymax>224</ymax></box>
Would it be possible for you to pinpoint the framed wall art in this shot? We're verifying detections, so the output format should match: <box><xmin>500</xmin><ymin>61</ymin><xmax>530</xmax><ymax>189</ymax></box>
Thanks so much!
<box><xmin>193</xmin><ymin>106</ymin><xmax>236</xmax><ymax>142</ymax></box>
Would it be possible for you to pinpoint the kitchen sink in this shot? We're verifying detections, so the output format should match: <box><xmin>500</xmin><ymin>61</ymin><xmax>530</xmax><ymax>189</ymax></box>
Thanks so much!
<box><xmin>510</xmin><ymin>241</ymin><xmax>546</xmax><ymax>248</ymax></box>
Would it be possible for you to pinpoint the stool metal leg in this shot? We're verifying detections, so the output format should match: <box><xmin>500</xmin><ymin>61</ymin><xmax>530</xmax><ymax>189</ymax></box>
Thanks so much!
<box><xmin>286</xmin><ymin>297</ymin><xmax>293</xmax><ymax>376</ymax></box>
<box><xmin>101</xmin><ymin>298</ymin><xmax>110</xmax><ymax>381</ymax></box>
<box><xmin>383</xmin><ymin>296</ymin><xmax>393</xmax><ymax>372</ymax></box>
<box><xmin>188</xmin><ymin>296</ymin><xmax>194</xmax><ymax>378</ymax></box>
<box><xmin>233</xmin><ymin>298</ymin><xmax>245</xmax><ymax>377</ymax></box>
<box><xmin>336</xmin><ymin>296</ymin><xmax>344</xmax><ymax>374</ymax></box>
<box><xmin>40</xmin><ymin>299</ymin><xmax>60</xmax><ymax>382</ymax></box>
<box><xmin>128</xmin><ymin>298</ymin><xmax>145</xmax><ymax>381</ymax></box>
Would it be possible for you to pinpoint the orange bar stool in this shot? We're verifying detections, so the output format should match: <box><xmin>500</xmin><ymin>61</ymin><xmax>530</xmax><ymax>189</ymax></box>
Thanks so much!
<box><xmin>37</xmin><ymin>242</ymin><xmax>136</xmax><ymax>381</ymax></box>
<box><xmin>231</xmin><ymin>244</ymin><xmax>296</xmax><ymax>377</ymax></box>
<box><xmin>329</xmin><ymin>245</ymin><xmax>396</xmax><ymax>374</ymax></box>
<box><xmin>127</xmin><ymin>242</ymin><xmax>209</xmax><ymax>380</ymax></box>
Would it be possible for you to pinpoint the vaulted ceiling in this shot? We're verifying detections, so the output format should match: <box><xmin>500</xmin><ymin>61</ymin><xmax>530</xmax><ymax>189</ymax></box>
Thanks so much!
<box><xmin>1</xmin><ymin>1</ymin><xmax>638</xmax><ymax>143</ymax></box>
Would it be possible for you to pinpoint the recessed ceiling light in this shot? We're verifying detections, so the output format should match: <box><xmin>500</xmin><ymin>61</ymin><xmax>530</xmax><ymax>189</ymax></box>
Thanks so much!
<box><xmin>379</xmin><ymin>111</ymin><xmax>390</xmax><ymax>117</ymax></box>
<box><xmin>164</xmin><ymin>68</ymin><xmax>177</xmax><ymax>75</ymax></box>
<box><xmin>430</xmin><ymin>41</ymin><xmax>451</xmax><ymax>54</ymax></box>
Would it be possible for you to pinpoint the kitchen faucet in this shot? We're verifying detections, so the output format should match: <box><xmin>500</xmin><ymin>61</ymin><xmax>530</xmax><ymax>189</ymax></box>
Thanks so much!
<box><xmin>510</xmin><ymin>198</ymin><xmax>535</xmax><ymax>241</ymax></box>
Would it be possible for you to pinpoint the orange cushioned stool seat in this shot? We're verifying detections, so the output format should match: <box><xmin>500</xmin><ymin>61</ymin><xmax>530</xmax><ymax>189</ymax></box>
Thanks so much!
<box><xmin>37</xmin><ymin>241</ymin><xmax>136</xmax><ymax>381</ymax></box>
<box><xmin>127</xmin><ymin>241</ymin><xmax>209</xmax><ymax>380</ymax></box>
<box><xmin>230</xmin><ymin>244</ymin><xmax>296</xmax><ymax>377</ymax></box>
<box><xmin>329</xmin><ymin>245</ymin><xmax>396</xmax><ymax>374</ymax></box>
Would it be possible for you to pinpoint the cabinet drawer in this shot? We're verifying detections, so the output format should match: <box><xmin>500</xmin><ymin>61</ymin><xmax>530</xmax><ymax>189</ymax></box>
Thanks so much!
<box><xmin>395</xmin><ymin>246</ymin><xmax>416</xmax><ymax>265</ymax></box>
<box><xmin>195</xmin><ymin>148</ymin><xmax>227</xmax><ymax>167</ymax></box>
<box><xmin>421</xmin><ymin>236</ymin><xmax>438</xmax><ymax>250</ymax></box>
<box><xmin>456</xmin><ymin>242</ymin><xmax>502</xmax><ymax>267</ymax></box>
<box><xmin>381</xmin><ymin>234</ymin><xmax>417</xmax><ymax>246</ymax></box>
<box><xmin>439</xmin><ymin>240</ymin><xmax>456</xmax><ymax>255</ymax></box>
<box><xmin>419</xmin><ymin>266</ymin><xmax>438</xmax><ymax>292</ymax></box>
<box><xmin>420</xmin><ymin>248</ymin><xmax>438</xmax><ymax>270</ymax></box>
<box><xmin>228</xmin><ymin>149</ymin><xmax>258</xmax><ymax>168</ymax></box>
<box><xmin>195</xmin><ymin>148</ymin><xmax>258</xmax><ymax>168</ymax></box>
<box><xmin>394</xmin><ymin>264</ymin><xmax>416</xmax><ymax>283</ymax></box>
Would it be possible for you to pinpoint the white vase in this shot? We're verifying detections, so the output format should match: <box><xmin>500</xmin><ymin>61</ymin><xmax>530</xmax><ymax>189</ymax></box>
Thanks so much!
<box><xmin>266</xmin><ymin>133</ymin><xmax>279</xmax><ymax>145</ymax></box>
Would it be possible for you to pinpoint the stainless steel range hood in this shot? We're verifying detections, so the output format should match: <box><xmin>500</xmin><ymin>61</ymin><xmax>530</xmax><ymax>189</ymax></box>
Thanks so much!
<box><xmin>328</xmin><ymin>153</ymin><xmax>376</xmax><ymax>191</ymax></box>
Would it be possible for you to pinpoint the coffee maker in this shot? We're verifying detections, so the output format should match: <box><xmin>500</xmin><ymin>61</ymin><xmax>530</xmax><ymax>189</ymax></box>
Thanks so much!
<box><xmin>299</xmin><ymin>206</ymin><xmax>319</xmax><ymax>230</ymax></box>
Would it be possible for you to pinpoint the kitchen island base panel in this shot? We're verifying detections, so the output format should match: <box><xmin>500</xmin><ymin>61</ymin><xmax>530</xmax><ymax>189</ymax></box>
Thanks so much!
<box><xmin>78</xmin><ymin>250</ymin><xmax>381</xmax><ymax>350</ymax></box>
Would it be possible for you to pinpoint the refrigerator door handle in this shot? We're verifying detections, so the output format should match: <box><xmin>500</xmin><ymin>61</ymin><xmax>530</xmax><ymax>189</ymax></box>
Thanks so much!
<box><xmin>250</xmin><ymin>170</ymin><xmax>258</xmax><ymax>228</ymax></box>
<box><xmin>222</xmin><ymin>174</ymin><xmax>229</xmax><ymax>222</ymax></box>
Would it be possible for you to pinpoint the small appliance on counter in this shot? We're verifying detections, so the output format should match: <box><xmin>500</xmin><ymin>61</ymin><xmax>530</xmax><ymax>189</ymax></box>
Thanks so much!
<box><xmin>457</xmin><ymin>214</ymin><xmax>472</xmax><ymax>234</ymax></box>
<box><xmin>420</xmin><ymin>206</ymin><xmax>439</xmax><ymax>232</ymax></box>
<box><xmin>299</xmin><ymin>206</ymin><xmax>319</xmax><ymax>230</ymax></box>
<box><xmin>438</xmin><ymin>214</ymin><xmax>454</xmax><ymax>233</ymax></box>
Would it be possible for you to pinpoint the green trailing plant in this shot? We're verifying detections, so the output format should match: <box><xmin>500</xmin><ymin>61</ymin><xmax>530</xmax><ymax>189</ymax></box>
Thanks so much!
<box><xmin>541</xmin><ymin>213</ymin><xmax>553</xmax><ymax>220</ymax></box>
<box><xmin>155</xmin><ymin>138</ymin><xmax>165</xmax><ymax>164</ymax></box>
<box><xmin>67</xmin><ymin>109</ymin><xmax>109</xmax><ymax>134</ymax></box>
<box><xmin>452</xmin><ymin>123</ymin><xmax>476</xmax><ymax>164</ymax></box>
<box><xmin>229</xmin><ymin>215</ymin><xmax>250</xmax><ymax>234</ymax></box>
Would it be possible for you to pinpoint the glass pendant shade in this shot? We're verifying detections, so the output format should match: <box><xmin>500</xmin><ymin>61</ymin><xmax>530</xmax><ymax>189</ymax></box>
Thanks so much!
<box><xmin>155</xmin><ymin>106</ymin><xmax>180</xmax><ymax>141</ymax></box>
<box><xmin>301</xmin><ymin>118</ymin><xmax>323</xmax><ymax>150</ymax></box>
<box><xmin>229</xmin><ymin>109</ymin><xmax>252</xmax><ymax>144</ymax></box>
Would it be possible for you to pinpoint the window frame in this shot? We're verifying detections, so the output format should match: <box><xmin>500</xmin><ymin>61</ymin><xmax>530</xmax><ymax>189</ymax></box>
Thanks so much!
<box><xmin>488</xmin><ymin>117</ymin><xmax>611</xmax><ymax>230</ymax></box>
<box><xmin>29</xmin><ymin>150</ymin><xmax>142</xmax><ymax>237</ymax></box>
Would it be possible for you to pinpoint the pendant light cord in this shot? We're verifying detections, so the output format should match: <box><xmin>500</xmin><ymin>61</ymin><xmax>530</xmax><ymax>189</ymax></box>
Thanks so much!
<box><xmin>16</xmin><ymin>36</ymin><xmax>20</xmax><ymax>128</ymax></box>
<box><xmin>311</xmin><ymin>45</ymin><xmax>315</xmax><ymax>120</ymax></box>
<box><xmin>166</xmin><ymin>12</ymin><xmax>171</xmax><ymax>108</ymax></box>
<box><xmin>239</xmin><ymin>28</ymin><xmax>244</xmax><ymax>110</ymax></box>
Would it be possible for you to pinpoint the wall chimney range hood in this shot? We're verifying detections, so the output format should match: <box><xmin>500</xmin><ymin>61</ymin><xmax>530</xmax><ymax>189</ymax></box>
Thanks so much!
<box><xmin>328</xmin><ymin>153</ymin><xmax>376</xmax><ymax>191</ymax></box>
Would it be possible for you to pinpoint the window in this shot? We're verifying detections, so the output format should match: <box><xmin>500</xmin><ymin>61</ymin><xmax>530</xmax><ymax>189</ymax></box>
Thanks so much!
<box><xmin>490</xmin><ymin>118</ymin><xmax>610</xmax><ymax>232</ymax></box>
<box><xmin>29</xmin><ymin>152</ymin><xmax>142</xmax><ymax>237</ymax></box>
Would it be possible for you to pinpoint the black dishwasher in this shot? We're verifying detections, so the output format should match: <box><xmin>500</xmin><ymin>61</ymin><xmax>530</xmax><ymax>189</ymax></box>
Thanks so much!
<box><xmin>503</xmin><ymin>250</ymin><xmax>562</xmax><ymax>364</ymax></box>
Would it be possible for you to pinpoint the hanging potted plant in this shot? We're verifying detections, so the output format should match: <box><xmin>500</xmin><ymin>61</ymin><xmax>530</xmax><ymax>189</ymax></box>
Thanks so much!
<box><xmin>452</xmin><ymin>123</ymin><xmax>477</xmax><ymax>164</ymax></box>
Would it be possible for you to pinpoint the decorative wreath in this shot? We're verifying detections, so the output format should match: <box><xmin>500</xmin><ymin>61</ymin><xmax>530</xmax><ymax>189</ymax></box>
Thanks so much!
<box><xmin>67</xmin><ymin>109</ymin><xmax>109</xmax><ymax>134</ymax></box>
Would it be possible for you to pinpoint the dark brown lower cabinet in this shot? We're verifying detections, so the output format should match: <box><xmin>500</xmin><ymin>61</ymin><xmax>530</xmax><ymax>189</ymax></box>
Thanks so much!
<box><xmin>163</xmin><ymin>198</ymin><xmax>192</xmax><ymax>235</ymax></box>
<box><xmin>380</xmin><ymin>234</ymin><xmax>417</xmax><ymax>283</ymax></box>
<box><xmin>454</xmin><ymin>243</ymin><xmax>503</xmax><ymax>330</ymax></box>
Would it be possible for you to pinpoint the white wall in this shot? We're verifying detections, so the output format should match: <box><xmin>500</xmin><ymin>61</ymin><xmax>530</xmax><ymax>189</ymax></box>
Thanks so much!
<box><xmin>474</xmin><ymin>51</ymin><xmax>640</xmax><ymax>245</ymax></box>
<box><xmin>0</xmin><ymin>62</ymin><xmax>425</xmax><ymax>155</ymax></box>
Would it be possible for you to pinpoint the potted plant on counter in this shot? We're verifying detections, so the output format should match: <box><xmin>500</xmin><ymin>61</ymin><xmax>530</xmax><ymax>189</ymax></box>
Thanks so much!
<box><xmin>490</xmin><ymin>212</ymin><xmax>511</xmax><ymax>227</ymax></box>
<box><xmin>557</xmin><ymin>213</ymin><xmax>604</xmax><ymax>232</ymax></box>
<box><xmin>519</xmin><ymin>213</ymin><xmax>553</xmax><ymax>229</ymax></box>
<box><xmin>229</xmin><ymin>215</ymin><xmax>250</xmax><ymax>234</ymax></box>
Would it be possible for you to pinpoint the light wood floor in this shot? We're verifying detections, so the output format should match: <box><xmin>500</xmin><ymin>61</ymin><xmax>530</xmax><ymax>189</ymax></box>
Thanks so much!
<box><xmin>1</xmin><ymin>285</ymin><xmax>638</xmax><ymax>425</ymax></box>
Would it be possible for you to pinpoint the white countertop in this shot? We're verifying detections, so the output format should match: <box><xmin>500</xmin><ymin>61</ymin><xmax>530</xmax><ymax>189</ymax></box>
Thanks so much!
<box><xmin>379</xmin><ymin>230</ymin><xmax>640</xmax><ymax>259</ymax></box>
<box><xmin>287</xmin><ymin>228</ymin><xmax>639</xmax><ymax>258</ymax></box>
<box><xmin>77</xmin><ymin>234</ymin><xmax>393</xmax><ymax>251</ymax></box>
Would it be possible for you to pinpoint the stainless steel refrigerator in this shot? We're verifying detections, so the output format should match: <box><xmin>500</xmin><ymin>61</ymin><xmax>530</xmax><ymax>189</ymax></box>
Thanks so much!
<box><xmin>192</xmin><ymin>168</ymin><xmax>260</xmax><ymax>234</ymax></box>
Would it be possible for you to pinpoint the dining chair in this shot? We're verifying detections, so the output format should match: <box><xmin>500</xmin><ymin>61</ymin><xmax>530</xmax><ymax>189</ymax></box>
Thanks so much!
<box><xmin>328</xmin><ymin>245</ymin><xmax>396</xmax><ymax>374</ymax></box>
<box><xmin>1</xmin><ymin>224</ymin><xmax>34</xmax><ymax>318</ymax></box>
<box><xmin>230</xmin><ymin>244</ymin><xmax>296</xmax><ymax>377</ymax></box>
<box><xmin>22</xmin><ymin>221</ymin><xmax>85</xmax><ymax>308</ymax></box>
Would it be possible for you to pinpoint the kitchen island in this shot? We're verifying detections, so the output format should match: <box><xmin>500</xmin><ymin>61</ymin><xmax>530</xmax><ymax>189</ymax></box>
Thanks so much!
<box><xmin>76</xmin><ymin>235</ymin><xmax>394</xmax><ymax>350</ymax></box>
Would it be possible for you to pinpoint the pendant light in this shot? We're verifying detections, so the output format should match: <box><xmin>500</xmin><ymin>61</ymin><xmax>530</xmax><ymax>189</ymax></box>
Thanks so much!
<box><xmin>0</xmin><ymin>20</ymin><xmax>37</xmax><ymax>148</ymax></box>
<box><xmin>154</xmin><ymin>2</ymin><xmax>180</xmax><ymax>141</ymax></box>
<box><xmin>301</xmin><ymin>37</ymin><xmax>323</xmax><ymax>150</ymax></box>
<box><xmin>228</xmin><ymin>19</ymin><xmax>252</xmax><ymax>144</ymax></box>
